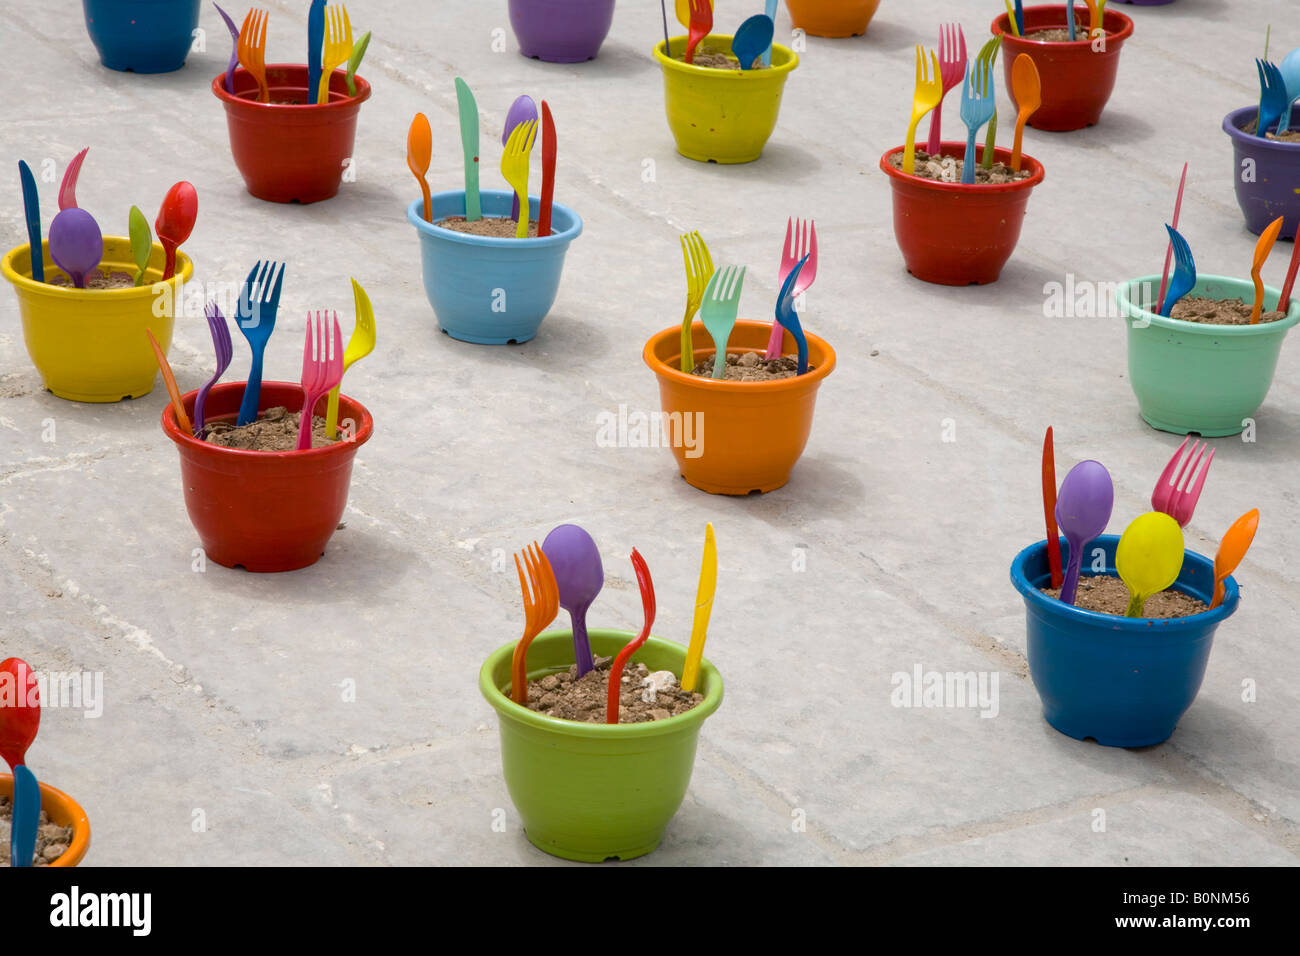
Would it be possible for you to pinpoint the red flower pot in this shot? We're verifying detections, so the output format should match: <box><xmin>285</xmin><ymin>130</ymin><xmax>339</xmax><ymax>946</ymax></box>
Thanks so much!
<box><xmin>161</xmin><ymin>381</ymin><xmax>373</xmax><ymax>572</ymax></box>
<box><xmin>991</xmin><ymin>5</ymin><xmax>1133</xmax><ymax>131</ymax></box>
<box><xmin>879</xmin><ymin>143</ymin><xmax>1045</xmax><ymax>286</ymax></box>
<box><xmin>211</xmin><ymin>64</ymin><xmax>371</xmax><ymax>204</ymax></box>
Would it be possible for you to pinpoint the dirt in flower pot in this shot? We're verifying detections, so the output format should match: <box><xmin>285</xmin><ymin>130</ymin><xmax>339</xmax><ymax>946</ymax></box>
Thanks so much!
<box><xmin>0</xmin><ymin>794</ymin><xmax>73</xmax><ymax>866</ymax></box>
<box><xmin>677</xmin><ymin>45</ymin><xmax>766</xmax><ymax>71</ymax></box>
<box><xmin>1029</xmin><ymin>26</ymin><xmax>1108</xmax><ymax>42</ymax></box>
<box><xmin>1242</xmin><ymin>118</ymin><xmax>1300</xmax><ymax>142</ymax></box>
<box><xmin>524</xmin><ymin>655</ymin><xmax>703</xmax><ymax>724</ymax></box>
<box><xmin>1041</xmin><ymin>574</ymin><xmax>1208</xmax><ymax>618</ymax></box>
<box><xmin>1169</xmin><ymin>295</ymin><xmax>1286</xmax><ymax>325</ymax></box>
<box><xmin>203</xmin><ymin>406</ymin><xmax>338</xmax><ymax>451</ymax></box>
<box><xmin>436</xmin><ymin>216</ymin><xmax>539</xmax><ymax>239</ymax></box>
<box><xmin>887</xmin><ymin>149</ymin><xmax>1030</xmax><ymax>185</ymax></box>
<box><xmin>48</xmin><ymin>269</ymin><xmax>135</xmax><ymax>290</ymax></box>
<box><xmin>690</xmin><ymin>350</ymin><xmax>811</xmax><ymax>382</ymax></box>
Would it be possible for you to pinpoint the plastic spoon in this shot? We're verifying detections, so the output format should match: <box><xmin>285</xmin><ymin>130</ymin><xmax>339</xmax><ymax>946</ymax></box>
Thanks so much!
<box><xmin>1211</xmin><ymin>509</ymin><xmax>1259</xmax><ymax>610</ymax></box>
<box><xmin>18</xmin><ymin>160</ymin><xmax>43</xmax><ymax>283</ymax></box>
<box><xmin>146</xmin><ymin>328</ymin><xmax>193</xmax><ymax>435</ymax></box>
<box><xmin>155</xmin><ymin>181</ymin><xmax>197</xmax><ymax>282</ymax></box>
<box><xmin>325</xmin><ymin>278</ymin><xmax>376</xmax><ymax>439</ymax></box>
<box><xmin>762</xmin><ymin>0</ymin><xmax>777</xmax><ymax>67</ymax></box>
<box><xmin>10</xmin><ymin>765</ymin><xmax>39</xmax><ymax>868</ymax></box>
<box><xmin>1116</xmin><ymin>512</ymin><xmax>1185</xmax><ymax>618</ymax></box>
<box><xmin>681</xmin><ymin>523</ymin><xmax>716</xmax><ymax>693</ymax></box>
<box><xmin>606</xmin><ymin>548</ymin><xmax>655</xmax><ymax>724</ymax></box>
<box><xmin>407</xmin><ymin>113</ymin><xmax>433</xmax><ymax>223</ymax></box>
<box><xmin>1054</xmin><ymin>460</ymin><xmax>1114</xmax><ymax>606</ymax></box>
<box><xmin>1250</xmin><ymin>215</ymin><xmax>1284</xmax><ymax>324</ymax></box>
<box><xmin>57</xmin><ymin>147</ymin><xmax>88</xmax><ymax>211</ymax></box>
<box><xmin>48</xmin><ymin>207</ymin><xmax>102</xmax><ymax>289</ymax></box>
<box><xmin>345</xmin><ymin>30</ymin><xmax>370</xmax><ymax>97</ymax></box>
<box><xmin>0</xmin><ymin>657</ymin><xmax>40</xmax><ymax>868</ymax></box>
<box><xmin>1010</xmin><ymin>53</ymin><xmax>1041</xmax><ymax>172</ymax></box>
<box><xmin>128</xmin><ymin>205</ymin><xmax>152</xmax><ymax>286</ymax></box>
<box><xmin>542</xmin><ymin>524</ymin><xmax>603</xmax><ymax>678</ymax></box>
<box><xmin>503</xmin><ymin>95</ymin><xmax>537</xmax><ymax>222</ymax></box>
<box><xmin>732</xmin><ymin>14</ymin><xmax>773</xmax><ymax>71</ymax></box>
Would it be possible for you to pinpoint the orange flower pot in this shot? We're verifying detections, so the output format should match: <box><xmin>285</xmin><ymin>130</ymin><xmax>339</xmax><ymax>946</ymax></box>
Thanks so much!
<box><xmin>1</xmin><ymin>773</ymin><xmax>90</xmax><ymax>867</ymax></box>
<box><xmin>784</xmin><ymin>0</ymin><xmax>882</xmax><ymax>38</ymax></box>
<box><xmin>643</xmin><ymin>319</ymin><xmax>835</xmax><ymax>495</ymax></box>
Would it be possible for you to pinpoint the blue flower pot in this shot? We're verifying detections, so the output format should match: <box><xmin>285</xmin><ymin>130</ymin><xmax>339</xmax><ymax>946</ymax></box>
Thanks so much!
<box><xmin>407</xmin><ymin>192</ymin><xmax>582</xmax><ymax>345</ymax></box>
<box><xmin>1010</xmin><ymin>535</ymin><xmax>1239</xmax><ymax>748</ymax></box>
<box><xmin>82</xmin><ymin>0</ymin><xmax>201</xmax><ymax>73</ymax></box>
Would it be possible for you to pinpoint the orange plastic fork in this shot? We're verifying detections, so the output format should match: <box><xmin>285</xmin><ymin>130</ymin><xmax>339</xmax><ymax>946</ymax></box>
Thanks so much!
<box><xmin>238</xmin><ymin>8</ymin><xmax>269</xmax><ymax>102</ymax></box>
<box><xmin>511</xmin><ymin>542</ymin><xmax>559</xmax><ymax>705</ymax></box>
<box><xmin>684</xmin><ymin>0</ymin><xmax>712</xmax><ymax>65</ymax></box>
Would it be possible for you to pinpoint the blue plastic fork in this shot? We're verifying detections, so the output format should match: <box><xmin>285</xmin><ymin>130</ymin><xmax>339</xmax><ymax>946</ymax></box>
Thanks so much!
<box><xmin>1256</xmin><ymin>58</ymin><xmax>1288</xmax><ymax>139</ymax></box>
<box><xmin>1159</xmin><ymin>225</ymin><xmax>1196</xmax><ymax>317</ymax></box>
<box><xmin>235</xmin><ymin>260</ymin><xmax>285</xmax><ymax>426</ymax></box>
<box><xmin>960</xmin><ymin>60</ymin><xmax>996</xmax><ymax>184</ymax></box>
<box><xmin>776</xmin><ymin>254</ymin><xmax>810</xmax><ymax>375</ymax></box>
<box><xmin>194</xmin><ymin>303</ymin><xmax>233</xmax><ymax>436</ymax></box>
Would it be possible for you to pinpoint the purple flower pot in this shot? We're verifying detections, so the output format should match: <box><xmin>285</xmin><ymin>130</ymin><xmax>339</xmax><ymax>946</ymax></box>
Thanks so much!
<box><xmin>508</xmin><ymin>0</ymin><xmax>616</xmax><ymax>63</ymax></box>
<box><xmin>1223</xmin><ymin>105</ymin><xmax>1300</xmax><ymax>240</ymax></box>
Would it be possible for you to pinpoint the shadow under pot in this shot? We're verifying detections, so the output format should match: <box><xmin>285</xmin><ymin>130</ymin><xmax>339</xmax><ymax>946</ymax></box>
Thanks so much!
<box><xmin>508</xmin><ymin>0</ymin><xmax>616</xmax><ymax>62</ymax></box>
<box><xmin>0</xmin><ymin>774</ymin><xmax>91</xmax><ymax>867</ymax></box>
<box><xmin>212</xmin><ymin>65</ymin><xmax>372</xmax><ymax>204</ymax></box>
<box><xmin>407</xmin><ymin>191</ymin><xmax>583</xmax><ymax>345</ymax></box>
<box><xmin>1222</xmin><ymin>105</ymin><xmax>1300</xmax><ymax>240</ymax></box>
<box><xmin>783</xmin><ymin>0</ymin><xmax>882</xmax><ymax>38</ymax></box>
<box><xmin>82</xmin><ymin>0</ymin><xmax>201</xmax><ymax>73</ymax></box>
<box><xmin>479</xmin><ymin>628</ymin><xmax>723</xmax><ymax>863</ymax></box>
<box><xmin>1010</xmin><ymin>535</ymin><xmax>1238</xmax><ymax>748</ymax></box>
<box><xmin>160</xmin><ymin>381</ymin><xmax>374</xmax><ymax>573</ymax></box>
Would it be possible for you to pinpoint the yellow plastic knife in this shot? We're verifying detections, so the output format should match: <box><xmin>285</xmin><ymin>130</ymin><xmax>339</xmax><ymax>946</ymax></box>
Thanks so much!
<box><xmin>681</xmin><ymin>522</ymin><xmax>716</xmax><ymax>692</ymax></box>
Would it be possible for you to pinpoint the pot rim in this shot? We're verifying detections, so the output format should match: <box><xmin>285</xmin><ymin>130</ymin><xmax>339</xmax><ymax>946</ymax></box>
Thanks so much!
<box><xmin>406</xmin><ymin>192</ymin><xmax>583</xmax><ymax>249</ymax></box>
<box><xmin>652</xmin><ymin>34</ymin><xmax>799</xmax><ymax>78</ymax></box>
<box><xmin>991</xmin><ymin>5</ymin><xmax>1134</xmax><ymax>45</ymax></box>
<box><xmin>1117</xmin><ymin>272</ymin><xmax>1300</xmax><ymax>335</ymax></box>
<box><xmin>211</xmin><ymin>64</ymin><xmax>372</xmax><ymax>111</ymax></box>
<box><xmin>2</xmin><ymin>239</ymin><xmax>194</xmax><ymax>301</ymax></box>
<box><xmin>479</xmin><ymin>628</ymin><xmax>723</xmax><ymax>738</ymax></box>
<box><xmin>1010</xmin><ymin>535</ymin><xmax>1240</xmax><ymax>632</ymax></box>
<box><xmin>1222</xmin><ymin>104</ymin><xmax>1300</xmax><ymax>150</ymax></box>
<box><xmin>643</xmin><ymin>318</ymin><xmax>836</xmax><ymax>392</ymax></box>
<box><xmin>0</xmin><ymin>773</ymin><xmax>91</xmax><ymax>867</ymax></box>
<box><xmin>878</xmin><ymin>143</ymin><xmax>1046</xmax><ymax>193</ymax></box>
<box><xmin>160</xmin><ymin>380</ymin><xmax>374</xmax><ymax>459</ymax></box>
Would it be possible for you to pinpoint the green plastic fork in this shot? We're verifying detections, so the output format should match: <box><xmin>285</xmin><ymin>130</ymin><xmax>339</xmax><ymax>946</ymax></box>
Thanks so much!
<box><xmin>700</xmin><ymin>265</ymin><xmax>746</xmax><ymax>379</ymax></box>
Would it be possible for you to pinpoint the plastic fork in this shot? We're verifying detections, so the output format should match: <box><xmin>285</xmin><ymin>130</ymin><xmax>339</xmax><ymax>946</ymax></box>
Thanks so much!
<box><xmin>700</xmin><ymin>265</ymin><xmax>745</xmax><ymax>379</ymax></box>
<box><xmin>510</xmin><ymin>542</ymin><xmax>559</xmax><ymax>705</ymax></box>
<box><xmin>296</xmin><ymin>311</ymin><xmax>344</xmax><ymax>451</ymax></box>
<box><xmin>606</xmin><ymin>548</ymin><xmax>656</xmax><ymax>724</ymax></box>
<box><xmin>237</xmin><ymin>7</ymin><xmax>269</xmax><ymax>103</ymax></box>
<box><xmin>317</xmin><ymin>4</ymin><xmax>353</xmax><ymax>104</ymax></box>
<box><xmin>325</xmin><ymin>278</ymin><xmax>376</xmax><ymax>439</ymax></box>
<box><xmin>960</xmin><ymin>59</ymin><xmax>996</xmax><ymax>184</ymax></box>
<box><xmin>1250</xmin><ymin>215</ymin><xmax>1284</xmax><ymax>324</ymax></box>
<box><xmin>1083</xmin><ymin>0</ymin><xmax>1107</xmax><ymax>33</ymax></box>
<box><xmin>776</xmin><ymin>254</ymin><xmax>810</xmax><ymax>375</ymax></box>
<box><xmin>214</xmin><ymin>3</ymin><xmax>240</xmax><ymax>94</ymax></box>
<box><xmin>976</xmin><ymin>36</ymin><xmax>1002</xmax><ymax>171</ymax></box>
<box><xmin>1256</xmin><ymin>59</ymin><xmax>1288</xmax><ymax>139</ymax></box>
<box><xmin>685</xmin><ymin>0</ymin><xmax>711</xmax><ymax>65</ymax></box>
<box><xmin>500</xmin><ymin>119</ymin><xmax>537</xmax><ymax>239</ymax></box>
<box><xmin>679</xmin><ymin>230</ymin><xmax>715</xmax><ymax>372</ymax></box>
<box><xmin>904</xmin><ymin>45</ymin><xmax>943</xmax><ymax>176</ymax></box>
<box><xmin>193</xmin><ymin>303</ymin><xmax>233</xmax><ymax>437</ymax></box>
<box><xmin>57</xmin><ymin>148</ymin><xmax>88</xmax><ymax>212</ymax></box>
<box><xmin>764</xmin><ymin>218</ymin><xmax>817</xmax><ymax>359</ymax></box>
<box><xmin>1151</xmin><ymin>436</ymin><xmax>1215</xmax><ymax>528</ymax></box>
<box><xmin>1159</xmin><ymin>225</ymin><xmax>1196</xmax><ymax>317</ymax></box>
<box><xmin>235</xmin><ymin>260</ymin><xmax>285</xmax><ymax>426</ymax></box>
<box><xmin>926</xmin><ymin>24</ymin><xmax>967</xmax><ymax>155</ymax></box>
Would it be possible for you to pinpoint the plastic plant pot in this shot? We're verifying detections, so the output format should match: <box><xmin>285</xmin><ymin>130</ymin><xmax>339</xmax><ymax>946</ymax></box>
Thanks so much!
<box><xmin>643</xmin><ymin>319</ymin><xmax>835</xmax><ymax>495</ymax></box>
<box><xmin>1116</xmin><ymin>273</ymin><xmax>1300</xmax><ymax>437</ymax></box>
<box><xmin>878</xmin><ymin>143</ymin><xmax>1045</xmax><ymax>286</ymax></box>
<box><xmin>991</xmin><ymin>5</ymin><xmax>1134</xmax><ymax>132</ymax></box>
<box><xmin>1</xmin><ymin>237</ymin><xmax>194</xmax><ymax>403</ymax></box>
<box><xmin>783</xmin><ymin>0</ymin><xmax>882</xmax><ymax>38</ymax></box>
<box><xmin>407</xmin><ymin>191</ymin><xmax>583</xmax><ymax>345</ymax></box>
<box><xmin>82</xmin><ymin>0</ymin><xmax>201</xmax><ymax>73</ymax></box>
<box><xmin>653</xmin><ymin>35</ymin><xmax>799</xmax><ymax>164</ymax></box>
<box><xmin>212</xmin><ymin>65</ymin><xmax>371</xmax><ymax>204</ymax></box>
<box><xmin>1223</xmin><ymin>105</ymin><xmax>1300</xmax><ymax>240</ymax></box>
<box><xmin>480</xmin><ymin>628</ymin><xmax>723</xmax><ymax>862</ymax></box>
<box><xmin>508</xmin><ymin>0</ymin><xmax>616</xmax><ymax>62</ymax></box>
<box><xmin>0</xmin><ymin>774</ymin><xmax>91</xmax><ymax>867</ymax></box>
<box><xmin>161</xmin><ymin>381</ymin><xmax>373</xmax><ymax>573</ymax></box>
<box><xmin>1011</xmin><ymin>535</ymin><xmax>1238</xmax><ymax>748</ymax></box>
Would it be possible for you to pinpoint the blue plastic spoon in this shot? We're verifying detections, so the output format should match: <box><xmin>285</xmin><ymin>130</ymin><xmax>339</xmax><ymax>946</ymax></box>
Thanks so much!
<box><xmin>732</xmin><ymin>14</ymin><xmax>774</xmax><ymax>71</ymax></box>
<box><xmin>10</xmin><ymin>765</ymin><xmax>39</xmax><ymax>867</ymax></box>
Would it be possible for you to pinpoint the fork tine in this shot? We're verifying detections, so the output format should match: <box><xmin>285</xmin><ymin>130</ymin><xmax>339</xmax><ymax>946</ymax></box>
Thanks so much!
<box><xmin>267</xmin><ymin>261</ymin><xmax>285</xmax><ymax>307</ymax></box>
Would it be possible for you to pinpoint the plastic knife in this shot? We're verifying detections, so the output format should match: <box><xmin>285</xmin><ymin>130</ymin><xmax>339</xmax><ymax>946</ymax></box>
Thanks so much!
<box><xmin>454</xmin><ymin>77</ymin><xmax>481</xmax><ymax>222</ymax></box>
<box><xmin>681</xmin><ymin>523</ymin><xmax>716</xmax><ymax>693</ymax></box>
<box><xmin>538</xmin><ymin>100</ymin><xmax>556</xmax><ymax>237</ymax></box>
<box><xmin>307</xmin><ymin>0</ymin><xmax>325</xmax><ymax>107</ymax></box>
<box><xmin>1042</xmin><ymin>426</ymin><xmax>1063</xmax><ymax>589</ymax></box>
<box><xmin>18</xmin><ymin>161</ymin><xmax>43</xmax><ymax>282</ymax></box>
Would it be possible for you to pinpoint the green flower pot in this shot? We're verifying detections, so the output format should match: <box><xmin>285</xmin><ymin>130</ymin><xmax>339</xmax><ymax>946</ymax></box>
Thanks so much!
<box><xmin>1118</xmin><ymin>274</ymin><xmax>1300</xmax><ymax>436</ymax></box>
<box><xmin>479</xmin><ymin>628</ymin><xmax>723</xmax><ymax>862</ymax></box>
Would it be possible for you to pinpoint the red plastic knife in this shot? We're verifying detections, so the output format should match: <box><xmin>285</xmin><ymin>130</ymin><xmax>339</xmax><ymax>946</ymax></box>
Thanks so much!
<box><xmin>538</xmin><ymin>101</ymin><xmax>556</xmax><ymax>238</ymax></box>
<box><xmin>1042</xmin><ymin>426</ymin><xmax>1063</xmax><ymax>589</ymax></box>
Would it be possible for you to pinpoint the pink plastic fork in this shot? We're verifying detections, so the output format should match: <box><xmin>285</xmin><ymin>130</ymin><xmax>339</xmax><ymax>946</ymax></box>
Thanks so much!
<box><xmin>1150</xmin><ymin>436</ymin><xmax>1216</xmax><ymax>527</ymax></box>
<box><xmin>926</xmin><ymin>23</ymin><xmax>967</xmax><ymax>155</ymax></box>
<box><xmin>296</xmin><ymin>311</ymin><xmax>344</xmax><ymax>451</ymax></box>
<box><xmin>57</xmin><ymin>148</ymin><xmax>89</xmax><ymax>211</ymax></box>
<box><xmin>764</xmin><ymin>217</ymin><xmax>818</xmax><ymax>360</ymax></box>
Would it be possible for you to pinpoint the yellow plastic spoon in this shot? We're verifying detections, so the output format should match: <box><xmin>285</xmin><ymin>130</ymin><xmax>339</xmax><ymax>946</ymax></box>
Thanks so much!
<box><xmin>1211</xmin><ymin>509</ymin><xmax>1259</xmax><ymax>610</ymax></box>
<box><xmin>680</xmin><ymin>522</ymin><xmax>716</xmax><ymax>693</ymax></box>
<box><xmin>1115</xmin><ymin>512</ymin><xmax>1185</xmax><ymax>618</ymax></box>
<box><xmin>324</xmin><ymin>277</ymin><xmax>376</xmax><ymax>439</ymax></box>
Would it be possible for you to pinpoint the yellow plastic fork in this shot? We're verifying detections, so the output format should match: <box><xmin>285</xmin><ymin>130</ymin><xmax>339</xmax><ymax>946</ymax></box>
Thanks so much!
<box><xmin>500</xmin><ymin>119</ymin><xmax>538</xmax><ymax>239</ymax></box>
<box><xmin>237</xmin><ymin>7</ymin><xmax>269</xmax><ymax>103</ymax></box>
<box><xmin>904</xmin><ymin>45</ymin><xmax>943</xmax><ymax>176</ymax></box>
<box><xmin>317</xmin><ymin>4</ymin><xmax>353</xmax><ymax>104</ymax></box>
<box><xmin>679</xmin><ymin>230</ymin><xmax>714</xmax><ymax>372</ymax></box>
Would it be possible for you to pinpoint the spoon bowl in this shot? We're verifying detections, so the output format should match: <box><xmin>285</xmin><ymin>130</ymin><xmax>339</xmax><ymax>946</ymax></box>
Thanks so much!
<box><xmin>154</xmin><ymin>181</ymin><xmax>197</xmax><ymax>282</ymax></box>
<box><xmin>1054</xmin><ymin>460</ymin><xmax>1114</xmax><ymax>606</ymax></box>
<box><xmin>732</xmin><ymin>14</ymin><xmax>774</xmax><ymax>70</ymax></box>
<box><xmin>1116</xmin><ymin>512</ymin><xmax>1185</xmax><ymax>618</ymax></box>
<box><xmin>407</xmin><ymin>112</ymin><xmax>433</xmax><ymax>223</ymax></box>
<box><xmin>0</xmin><ymin>658</ymin><xmax>39</xmax><ymax>772</ymax></box>
<box><xmin>48</xmin><ymin>208</ymin><xmax>102</xmax><ymax>289</ymax></box>
<box><xmin>1212</xmin><ymin>509</ymin><xmax>1259</xmax><ymax>610</ymax></box>
<box><xmin>542</xmin><ymin>524</ymin><xmax>604</xmax><ymax>677</ymax></box>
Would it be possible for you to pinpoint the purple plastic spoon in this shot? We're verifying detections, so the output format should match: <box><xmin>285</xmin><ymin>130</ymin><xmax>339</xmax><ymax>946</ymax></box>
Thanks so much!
<box><xmin>214</xmin><ymin>3</ymin><xmax>239</xmax><ymax>94</ymax></box>
<box><xmin>1054</xmin><ymin>460</ymin><xmax>1114</xmax><ymax>606</ymax></box>
<box><xmin>48</xmin><ymin>207</ymin><xmax>102</xmax><ymax>289</ymax></box>
<box><xmin>502</xmin><ymin>95</ymin><xmax>537</xmax><ymax>222</ymax></box>
<box><xmin>542</xmin><ymin>524</ymin><xmax>603</xmax><ymax>677</ymax></box>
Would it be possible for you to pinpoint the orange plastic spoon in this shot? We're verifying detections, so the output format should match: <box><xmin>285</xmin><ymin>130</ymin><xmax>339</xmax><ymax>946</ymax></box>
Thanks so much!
<box><xmin>146</xmin><ymin>329</ymin><xmax>192</xmax><ymax>435</ymax></box>
<box><xmin>1010</xmin><ymin>53</ymin><xmax>1041</xmax><ymax>173</ymax></box>
<box><xmin>1211</xmin><ymin>509</ymin><xmax>1259</xmax><ymax>610</ymax></box>
<box><xmin>407</xmin><ymin>113</ymin><xmax>433</xmax><ymax>223</ymax></box>
<box><xmin>1250</xmin><ymin>216</ymin><xmax>1284</xmax><ymax>324</ymax></box>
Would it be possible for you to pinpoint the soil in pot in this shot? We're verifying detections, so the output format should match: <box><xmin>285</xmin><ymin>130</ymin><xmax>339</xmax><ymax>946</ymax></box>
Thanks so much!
<box><xmin>1169</xmin><ymin>295</ymin><xmax>1287</xmax><ymax>325</ymax></box>
<box><xmin>887</xmin><ymin>149</ymin><xmax>1030</xmax><ymax>184</ymax></box>
<box><xmin>0</xmin><ymin>794</ymin><xmax>73</xmax><ymax>866</ymax></box>
<box><xmin>48</xmin><ymin>269</ymin><xmax>135</xmax><ymax>290</ymax></box>
<box><xmin>1029</xmin><ymin>26</ymin><xmax>1108</xmax><ymax>42</ymax></box>
<box><xmin>689</xmin><ymin>350</ymin><xmax>810</xmax><ymax>381</ymax></box>
<box><xmin>436</xmin><ymin>216</ymin><xmax>539</xmax><ymax>239</ymax></box>
<box><xmin>1041</xmin><ymin>574</ymin><xmax>1207</xmax><ymax>618</ymax></box>
<box><xmin>203</xmin><ymin>406</ymin><xmax>338</xmax><ymax>451</ymax></box>
<box><xmin>524</xmin><ymin>656</ymin><xmax>704</xmax><ymax>724</ymax></box>
<box><xmin>677</xmin><ymin>45</ymin><xmax>768</xmax><ymax>70</ymax></box>
<box><xmin>1241</xmin><ymin>118</ymin><xmax>1300</xmax><ymax>142</ymax></box>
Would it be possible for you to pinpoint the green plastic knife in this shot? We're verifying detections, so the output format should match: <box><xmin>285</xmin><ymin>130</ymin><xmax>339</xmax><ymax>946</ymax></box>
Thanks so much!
<box><xmin>455</xmin><ymin>77</ymin><xmax>482</xmax><ymax>222</ymax></box>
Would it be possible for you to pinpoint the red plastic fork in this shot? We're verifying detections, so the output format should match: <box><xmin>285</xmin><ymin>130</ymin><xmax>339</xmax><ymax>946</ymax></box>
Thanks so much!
<box><xmin>1151</xmin><ymin>436</ymin><xmax>1215</xmax><ymax>527</ymax></box>
<box><xmin>607</xmin><ymin>549</ymin><xmax>656</xmax><ymax>724</ymax></box>
<box><xmin>684</xmin><ymin>0</ymin><xmax>712</xmax><ymax>65</ymax></box>
<box><xmin>765</xmin><ymin>217</ymin><xmax>818</xmax><ymax>359</ymax></box>
<box><xmin>926</xmin><ymin>23</ymin><xmax>967</xmax><ymax>154</ymax></box>
<box><xmin>296</xmin><ymin>311</ymin><xmax>344</xmax><ymax>450</ymax></box>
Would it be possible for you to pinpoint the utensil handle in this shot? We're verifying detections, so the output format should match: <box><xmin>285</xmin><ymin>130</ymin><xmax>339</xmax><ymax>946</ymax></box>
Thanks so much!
<box><xmin>680</xmin><ymin>314</ymin><xmax>695</xmax><ymax>372</ymax></box>
<box><xmin>763</xmin><ymin>317</ymin><xmax>783</xmax><ymax>360</ymax></box>
<box><xmin>926</xmin><ymin>99</ymin><xmax>943</xmax><ymax>155</ymax></box>
<box><xmin>982</xmin><ymin>109</ymin><xmax>998</xmax><ymax>170</ymax></box>
<box><xmin>325</xmin><ymin>385</ymin><xmax>342</xmax><ymax>439</ymax></box>
<box><xmin>237</xmin><ymin>352</ymin><xmax>265</xmax><ymax>426</ymax></box>
<box><xmin>162</xmin><ymin>244</ymin><xmax>177</xmax><ymax>281</ymax></box>
<box><xmin>1059</xmin><ymin>547</ymin><xmax>1082</xmax><ymax>606</ymax></box>
<box><xmin>10</xmin><ymin>765</ymin><xmax>38</xmax><ymax>868</ymax></box>
<box><xmin>795</xmin><ymin>334</ymin><xmax>808</xmax><ymax>376</ymax></box>
<box><xmin>1125</xmin><ymin>593</ymin><xmax>1144</xmax><ymax>618</ymax></box>
<box><xmin>962</xmin><ymin>128</ymin><xmax>979</xmax><ymax>184</ymax></box>
<box><xmin>571</xmin><ymin>613</ymin><xmax>595</xmax><ymax>678</ymax></box>
<box><xmin>296</xmin><ymin>391</ymin><xmax>317</xmax><ymax>450</ymax></box>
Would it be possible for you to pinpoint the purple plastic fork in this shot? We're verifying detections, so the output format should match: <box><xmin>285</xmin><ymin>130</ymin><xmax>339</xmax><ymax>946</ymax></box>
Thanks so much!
<box><xmin>764</xmin><ymin>217</ymin><xmax>818</xmax><ymax>359</ymax></box>
<box><xmin>214</xmin><ymin>4</ymin><xmax>240</xmax><ymax>94</ymax></box>
<box><xmin>194</xmin><ymin>303</ymin><xmax>233</xmax><ymax>436</ymax></box>
<box><xmin>926</xmin><ymin>23</ymin><xmax>967</xmax><ymax>155</ymax></box>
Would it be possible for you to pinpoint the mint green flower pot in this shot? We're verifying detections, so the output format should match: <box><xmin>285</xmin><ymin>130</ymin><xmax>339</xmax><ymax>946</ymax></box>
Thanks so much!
<box><xmin>1118</xmin><ymin>274</ymin><xmax>1300</xmax><ymax>436</ymax></box>
<box><xmin>479</xmin><ymin>629</ymin><xmax>723</xmax><ymax>862</ymax></box>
